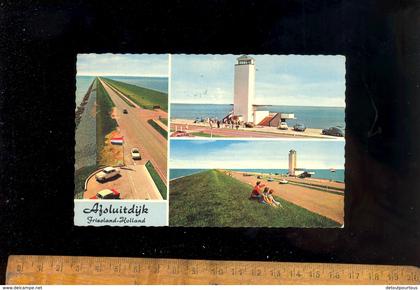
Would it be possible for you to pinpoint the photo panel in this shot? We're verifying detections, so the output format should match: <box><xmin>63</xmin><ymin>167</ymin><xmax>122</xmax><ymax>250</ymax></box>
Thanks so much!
<box><xmin>170</xmin><ymin>54</ymin><xmax>345</xmax><ymax>140</ymax></box>
<box><xmin>74</xmin><ymin>54</ymin><xmax>169</xmax><ymax>226</ymax></box>
<box><xmin>169</xmin><ymin>139</ymin><xmax>345</xmax><ymax>228</ymax></box>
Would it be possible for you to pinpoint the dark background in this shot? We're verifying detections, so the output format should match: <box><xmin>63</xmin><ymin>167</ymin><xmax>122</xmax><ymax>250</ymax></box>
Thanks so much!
<box><xmin>0</xmin><ymin>0</ymin><xmax>419</xmax><ymax>284</ymax></box>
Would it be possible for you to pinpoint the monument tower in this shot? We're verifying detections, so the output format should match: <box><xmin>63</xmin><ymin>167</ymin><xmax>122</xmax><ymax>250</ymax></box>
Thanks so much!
<box><xmin>288</xmin><ymin>149</ymin><xmax>297</xmax><ymax>176</ymax></box>
<box><xmin>234</xmin><ymin>55</ymin><xmax>255</xmax><ymax>123</ymax></box>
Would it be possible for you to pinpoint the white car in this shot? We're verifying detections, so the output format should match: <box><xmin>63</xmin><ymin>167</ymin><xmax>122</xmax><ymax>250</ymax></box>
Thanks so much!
<box><xmin>95</xmin><ymin>167</ymin><xmax>120</xmax><ymax>182</ymax></box>
<box><xmin>279</xmin><ymin>179</ymin><xmax>289</xmax><ymax>184</ymax></box>
<box><xmin>278</xmin><ymin>122</ymin><xmax>288</xmax><ymax>130</ymax></box>
<box><xmin>131</xmin><ymin>148</ymin><xmax>141</xmax><ymax>160</ymax></box>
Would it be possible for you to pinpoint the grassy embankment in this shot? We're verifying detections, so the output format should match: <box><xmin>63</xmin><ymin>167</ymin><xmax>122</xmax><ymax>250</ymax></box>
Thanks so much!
<box><xmin>147</xmin><ymin>119</ymin><xmax>168</xmax><ymax>139</ymax></box>
<box><xmin>159</xmin><ymin>118</ymin><xmax>168</xmax><ymax>126</ymax></box>
<box><xmin>74</xmin><ymin>165</ymin><xmax>98</xmax><ymax>199</ymax></box>
<box><xmin>102</xmin><ymin>77</ymin><xmax>168</xmax><ymax>112</ymax></box>
<box><xmin>96</xmin><ymin>79</ymin><xmax>119</xmax><ymax>166</ymax></box>
<box><xmin>170</xmin><ymin>170</ymin><xmax>340</xmax><ymax>227</ymax></box>
<box><xmin>145</xmin><ymin>161</ymin><xmax>167</xmax><ymax>199</ymax></box>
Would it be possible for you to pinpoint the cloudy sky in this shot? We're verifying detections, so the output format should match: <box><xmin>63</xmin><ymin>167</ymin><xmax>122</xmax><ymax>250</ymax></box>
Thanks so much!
<box><xmin>77</xmin><ymin>54</ymin><xmax>169</xmax><ymax>76</ymax></box>
<box><xmin>171</xmin><ymin>54</ymin><xmax>345</xmax><ymax>107</ymax></box>
<box><xmin>170</xmin><ymin>140</ymin><xmax>345</xmax><ymax>169</ymax></box>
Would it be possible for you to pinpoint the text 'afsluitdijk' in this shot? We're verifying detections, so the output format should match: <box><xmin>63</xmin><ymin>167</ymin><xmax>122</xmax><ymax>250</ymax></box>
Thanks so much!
<box><xmin>83</xmin><ymin>203</ymin><xmax>149</xmax><ymax>217</ymax></box>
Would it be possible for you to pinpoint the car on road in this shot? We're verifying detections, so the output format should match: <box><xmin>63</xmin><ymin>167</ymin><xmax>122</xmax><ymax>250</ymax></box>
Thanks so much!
<box><xmin>279</xmin><ymin>179</ymin><xmax>288</xmax><ymax>184</ymax></box>
<box><xmin>278</xmin><ymin>122</ymin><xmax>288</xmax><ymax>130</ymax></box>
<box><xmin>123</xmin><ymin>109</ymin><xmax>128</xmax><ymax>114</ymax></box>
<box><xmin>293</xmin><ymin>123</ymin><xmax>306</xmax><ymax>132</ymax></box>
<box><xmin>90</xmin><ymin>189</ymin><xmax>121</xmax><ymax>200</ymax></box>
<box><xmin>131</xmin><ymin>148</ymin><xmax>141</xmax><ymax>160</ymax></box>
<box><xmin>322</xmin><ymin>126</ymin><xmax>344</xmax><ymax>137</ymax></box>
<box><xmin>95</xmin><ymin>166</ymin><xmax>120</xmax><ymax>182</ymax></box>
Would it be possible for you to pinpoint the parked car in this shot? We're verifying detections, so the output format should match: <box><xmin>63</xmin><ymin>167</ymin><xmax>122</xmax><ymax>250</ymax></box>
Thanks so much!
<box><xmin>293</xmin><ymin>123</ymin><xmax>306</xmax><ymax>132</ymax></box>
<box><xmin>279</xmin><ymin>179</ymin><xmax>288</xmax><ymax>184</ymax></box>
<box><xmin>322</xmin><ymin>127</ymin><xmax>344</xmax><ymax>137</ymax></box>
<box><xmin>131</xmin><ymin>148</ymin><xmax>141</xmax><ymax>160</ymax></box>
<box><xmin>90</xmin><ymin>189</ymin><xmax>121</xmax><ymax>200</ymax></box>
<box><xmin>123</xmin><ymin>109</ymin><xmax>128</xmax><ymax>114</ymax></box>
<box><xmin>95</xmin><ymin>166</ymin><xmax>120</xmax><ymax>182</ymax></box>
<box><xmin>278</xmin><ymin>122</ymin><xmax>288</xmax><ymax>130</ymax></box>
<box><xmin>267</xmin><ymin>177</ymin><xmax>274</xmax><ymax>182</ymax></box>
<box><xmin>257</xmin><ymin>175</ymin><xmax>262</xmax><ymax>179</ymax></box>
<box><xmin>244</xmin><ymin>122</ymin><xmax>254</xmax><ymax>128</ymax></box>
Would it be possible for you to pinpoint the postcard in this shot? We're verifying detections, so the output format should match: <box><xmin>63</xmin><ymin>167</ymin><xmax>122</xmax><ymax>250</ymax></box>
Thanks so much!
<box><xmin>74</xmin><ymin>53</ymin><xmax>345</xmax><ymax>228</ymax></box>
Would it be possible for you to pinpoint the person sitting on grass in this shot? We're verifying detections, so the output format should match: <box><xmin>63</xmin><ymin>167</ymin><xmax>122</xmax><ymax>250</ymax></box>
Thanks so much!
<box><xmin>267</xmin><ymin>189</ymin><xmax>283</xmax><ymax>208</ymax></box>
<box><xmin>250</xmin><ymin>181</ymin><xmax>265</xmax><ymax>200</ymax></box>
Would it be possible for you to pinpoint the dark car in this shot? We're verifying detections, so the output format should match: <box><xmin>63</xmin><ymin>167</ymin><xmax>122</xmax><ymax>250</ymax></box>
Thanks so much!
<box><xmin>293</xmin><ymin>123</ymin><xmax>306</xmax><ymax>132</ymax></box>
<box><xmin>322</xmin><ymin>127</ymin><xmax>344</xmax><ymax>137</ymax></box>
<box><xmin>123</xmin><ymin>109</ymin><xmax>128</xmax><ymax>114</ymax></box>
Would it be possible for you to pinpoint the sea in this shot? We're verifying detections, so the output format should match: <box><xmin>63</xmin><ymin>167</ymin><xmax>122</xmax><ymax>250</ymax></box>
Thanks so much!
<box><xmin>75</xmin><ymin>76</ymin><xmax>95</xmax><ymax>107</ymax></box>
<box><xmin>170</xmin><ymin>168</ymin><xmax>345</xmax><ymax>182</ymax></box>
<box><xmin>170</xmin><ymin>104</ymin><xmax>345</xmax><ymax>129</ymax></box>
<box><xmin>75</xmin><ymin>76</ymin><xmax>168</xmax><ymax>107</ymax></box>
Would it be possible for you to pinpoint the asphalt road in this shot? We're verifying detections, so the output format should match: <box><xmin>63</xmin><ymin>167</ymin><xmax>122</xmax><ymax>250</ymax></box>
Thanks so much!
<box><xmin>84</xmin><ymin>165</ymin><xmax>162</xmax><ymax>200</ymax></box>
<box><xmin>99</xmin><ymin>78</ymin><xmax>168</xmax><ymax>183</ymax></box>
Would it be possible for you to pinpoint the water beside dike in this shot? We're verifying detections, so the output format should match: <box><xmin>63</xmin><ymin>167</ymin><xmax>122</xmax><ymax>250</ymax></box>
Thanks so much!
<box><xmin>170</xmin><ymin>103</ymin><xmax>345</xmax><ymax>129</ymax></box>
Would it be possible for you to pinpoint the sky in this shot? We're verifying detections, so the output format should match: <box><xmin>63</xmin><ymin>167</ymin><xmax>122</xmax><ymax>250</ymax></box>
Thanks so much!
<box><xmin>170</xmin><ymin>140</ymin><xmax>345</xmax><ymax>169</ymax></box>
<box><xmin>77</xmin><ymin>54</ymin><xmax>169</xmax><ymax>77</ymax></box>
<box><xmin>171</xmin><ymin>54</ymin><xmax>345</xmax><ymax>107</ymax></box>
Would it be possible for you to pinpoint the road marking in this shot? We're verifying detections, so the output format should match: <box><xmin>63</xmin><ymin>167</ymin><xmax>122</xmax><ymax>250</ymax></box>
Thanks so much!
<box><xmin>127</xmin><ymin>170</ymin><xmax>139</xmax><ymax>199</ymax></box>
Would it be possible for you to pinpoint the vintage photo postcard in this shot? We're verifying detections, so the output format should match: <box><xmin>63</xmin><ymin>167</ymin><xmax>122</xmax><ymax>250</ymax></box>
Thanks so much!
<box><xmin>74</xmin><ymin>54</ymin><xmax>169</xmax><ymax>226</ymax></box>
<box><xmin>170</xmin><ymin>54</ymin><xmax>345</xmax><ymax>139</ymax></box>
<box><xmin>169</xmin><ymin>139</ymin><xmax>344</xmax><ymax>227</ymax></box>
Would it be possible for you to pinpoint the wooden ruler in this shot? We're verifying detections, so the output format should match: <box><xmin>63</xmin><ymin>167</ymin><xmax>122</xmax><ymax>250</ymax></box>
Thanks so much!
<box><xmin>6</xmin><ymin>255</ymin><xmax>419</xmax><ymax>285</ymax></box>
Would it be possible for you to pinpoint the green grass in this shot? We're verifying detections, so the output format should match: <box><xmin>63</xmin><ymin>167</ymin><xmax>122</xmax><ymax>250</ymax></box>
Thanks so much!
<box><xmin>105</xmin><ymin>82</ymin><xmax>135</xmax><ymax>107</ymax></box>
<box><xmin>169</xmin><ymin>170</ymin><xmax>340</xmax><ymax>227</ymax></box>
<box><xmin>191</xmin><ymin>131</ymin><xmax>223</xmax><ymax>138</ymax></box>
<box><xmin>74</xmin><ymin>164</ymin><xmax>98</xmax><ymax>199</ymax></box>
<box><xmin>96</xmin><ymin>79</ymin><xmax>118</xmax><ymax>164</ymax></box>
<box><xmin>159</xmin><ymin>118</ymin><xmax>168</xmax><ymax>126</ymax></box>
<box><xmin>102</xmin><ymin>77</ymin><xmax>168</xmax><ymax>111</ymax></box>
<box><xmin>145</xmin><ymin>161</ymin><xmax>167</xmax><ymax>199</ymax></box>
<box><xmin>147</xmin><ymin>119</ymin><xmax>168</xmax><ymax>139</ymax></box>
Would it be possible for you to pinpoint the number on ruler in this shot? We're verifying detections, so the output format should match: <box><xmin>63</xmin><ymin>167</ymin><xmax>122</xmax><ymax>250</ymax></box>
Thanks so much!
<box><xmin>348</xmin><ymin>271</ymin><xmax>360</xmax><ymax>280</ymax></box>
<box><xmin>387</xmin><ymin>272</ymin><xmax>399</xmax><ymax>281</ymax></box>
<box><xmin>309</xmin><ymin>271</ymin><xmax>320</xmax><ymax>279</ymax></box>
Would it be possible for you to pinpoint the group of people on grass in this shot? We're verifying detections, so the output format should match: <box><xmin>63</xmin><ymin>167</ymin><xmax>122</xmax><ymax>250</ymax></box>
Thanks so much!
<box><xmin>250</xmin><ymin>181</ymin><xmax>283</xmax><ymax>208</ymax></box>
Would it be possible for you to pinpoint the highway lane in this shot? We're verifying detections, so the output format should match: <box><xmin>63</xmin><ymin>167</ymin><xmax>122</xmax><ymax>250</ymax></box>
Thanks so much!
<box><xmin>99</xmin><ymin>78</ymin><xmax>168</xmax><ymax>183</ymax></box>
